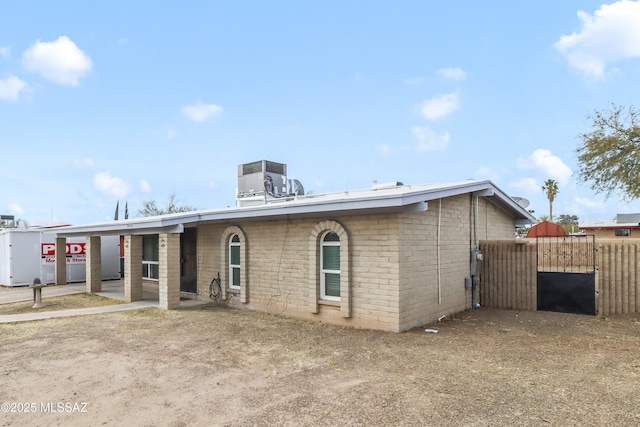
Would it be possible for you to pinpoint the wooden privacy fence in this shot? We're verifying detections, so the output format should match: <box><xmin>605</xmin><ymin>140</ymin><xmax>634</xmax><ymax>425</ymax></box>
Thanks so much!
<box><xmin>479</xmin><ymin>238</ymin><xmax>640</xmax><ymax>316</ymax></box>
<box><xmin>479</xmin><ymin>240</ymin><xmax>537</xmax><ymax>311</ymax></box>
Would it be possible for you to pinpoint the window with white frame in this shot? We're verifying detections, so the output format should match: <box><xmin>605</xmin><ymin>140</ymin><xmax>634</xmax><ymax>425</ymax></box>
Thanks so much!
<box><xmin>321</xmin><ymin>231</ymin><xmax>340</xmax><ymax>300</ymax></box>
<box><xmin>229</xmin><ymin>234</ymin><xmax>241</xmax><ymax>289</ymax></box>
<box><xmin>615</xmin><ymin>228</ymin><xmax>631</xmax><ymax>237</ymax></box>
<box><xmin>142</xmin><ymin>235</ymin><xmax>159</xmax><ymax>280</ymax></box>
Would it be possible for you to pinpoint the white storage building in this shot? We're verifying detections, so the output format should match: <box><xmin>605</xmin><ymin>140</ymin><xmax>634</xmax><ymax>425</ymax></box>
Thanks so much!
<box><xmin>0</xmin><ymin>222</ymin><xmax>120</xmax><ymax>287</ymax></box>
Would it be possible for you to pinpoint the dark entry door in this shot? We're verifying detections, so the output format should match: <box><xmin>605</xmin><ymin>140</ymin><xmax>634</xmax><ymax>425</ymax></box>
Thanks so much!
<box><xmin>180</xmin><ymin>228</ymin><xmax>197</xmax><ymax>293</ymax></box>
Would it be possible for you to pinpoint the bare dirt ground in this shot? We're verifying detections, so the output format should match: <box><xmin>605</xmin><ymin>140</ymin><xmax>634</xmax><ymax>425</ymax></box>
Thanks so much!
<box><xmin>0</xmin><ymin>293</ymin><xmax>122</xmax><ymax>315</ymax></box>
<box><xmin>1</xmin><ymin>297</ymin><xmax>639</xmax><ymax>427</ymax></box>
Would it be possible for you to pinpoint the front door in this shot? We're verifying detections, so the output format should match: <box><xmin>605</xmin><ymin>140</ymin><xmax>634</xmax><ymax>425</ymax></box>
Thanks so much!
<box><xmin>180</xmin><ymin>228</ymin><xmax>197</xmax><ymax>293</ymax></box>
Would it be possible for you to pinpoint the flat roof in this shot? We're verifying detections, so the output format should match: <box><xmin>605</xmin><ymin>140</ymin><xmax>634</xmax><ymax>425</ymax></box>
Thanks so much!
<box><xmin>55</xmin><ymin>180</ymin><xmax>535</xmax><ymax>237</ymax></box>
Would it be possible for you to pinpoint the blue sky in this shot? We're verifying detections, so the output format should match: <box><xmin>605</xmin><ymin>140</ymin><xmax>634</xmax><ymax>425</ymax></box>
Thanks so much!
<box><xmin>2</xmin><ymin>1</ymin><xmax>640</xmax><ymax>226</ymax></box>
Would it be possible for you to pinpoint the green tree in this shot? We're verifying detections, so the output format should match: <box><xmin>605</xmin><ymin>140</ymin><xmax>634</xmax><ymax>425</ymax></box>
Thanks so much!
<box><xmin>541</xmin><ymin>179</ymin><xmax>559</xmax><ymax>222</ymax></box>
<box><xmin>137</xmin><ymin>193</ymin><xmax>196</xmax><ymax>217</ymax></box>
<box><xmin>556</xmin><ymin>214</ymin><xmax>579</xmax><ymax>234</ymax></box>
<box><xmin>576</xmin><ymin>104</ymin><xmax>640</xmax><ymax>199</ymax></box>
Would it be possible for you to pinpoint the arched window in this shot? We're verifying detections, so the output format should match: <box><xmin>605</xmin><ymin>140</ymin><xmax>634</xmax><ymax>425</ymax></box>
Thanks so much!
<box><xmin>320</xmin><ymin>231</ymin><xmax>340</xmax><ymax>300</ymax></box>
<box><xmin>309</xmin><ymin>220</ymin><xmax>350</xmax><ymax>317</ymax></box>
<box><xmin>229</xmin><ymin>234</ymin><xmax>241</xmax><ymax>290</ymax></box>
<box><xmin>221</xmin><ymin>226</ymin><xmax>247</xmax><ymax>303</ymax></box>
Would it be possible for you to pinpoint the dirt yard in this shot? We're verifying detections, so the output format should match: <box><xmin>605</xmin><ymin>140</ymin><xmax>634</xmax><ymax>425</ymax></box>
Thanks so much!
<box><xmin>1</xmin><ymin>299</ymin><xmax>639</xmax><ymax>426</ymax></box>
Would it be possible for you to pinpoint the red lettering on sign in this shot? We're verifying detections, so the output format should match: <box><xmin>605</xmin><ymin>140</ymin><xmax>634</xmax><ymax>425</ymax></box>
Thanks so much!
<box><xmin>41</xmin><ymin>244</ymin><xmax>56</xmax><ymax>256</ymax></box>
<box><xmin>41</xmin><ymin>243</ymin><xmax>87</xmax><ymax>257</ymax></box>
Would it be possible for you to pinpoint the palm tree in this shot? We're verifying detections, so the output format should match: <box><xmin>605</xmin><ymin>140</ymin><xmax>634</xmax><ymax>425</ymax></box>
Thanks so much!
<box><xmin>541</xmin><ymin>179</ymin><xmax>559</xmax><ymax>222</ymax></box>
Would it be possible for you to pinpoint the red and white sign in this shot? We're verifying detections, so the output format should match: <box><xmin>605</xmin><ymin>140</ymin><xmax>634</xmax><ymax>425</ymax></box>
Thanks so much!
<box><xmin>41</xmin><ymin>243</ymin><xmax>87</xmax><ymax>264</ymax></box>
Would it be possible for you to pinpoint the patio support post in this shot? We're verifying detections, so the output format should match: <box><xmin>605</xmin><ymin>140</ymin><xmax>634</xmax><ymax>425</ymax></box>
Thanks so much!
<box><xmin>124</xmin><ymin>235</ymin><xmax>143</xmax><ymax>302</ymax></box>
<box><xmin>159</xmin><ymin>233</ymin><xmax>180</xmax><ymax>309</ymax></box>
<box><xmin>86</xmin><ymin>236</ymin><xmax>102</xmax><ymax>293</ymax></box>
<box><xmin>54</xmin><ymin>237</ymin><xmax>67</xmax><ymax>285</ymax></box>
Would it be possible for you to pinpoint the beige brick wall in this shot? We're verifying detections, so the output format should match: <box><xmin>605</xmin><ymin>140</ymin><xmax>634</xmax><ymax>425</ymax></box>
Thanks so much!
<box><xmin>397</xmin><ymin>195</ymin><xmax>518</xmax><ymax>331</ymax></box>
<box><xmin>85</xmin><ymin>236</ymin><xmax>102</xmax><ymax>293</ymax></box>
<box><xmin>196</xmin><ymin>216</ymin><xmax>402</xmax><ymax>331</ymax></box>
<box><xmin>194</xmin><ymin>195</ymin><xmax>519</xmax><ymax>332</ymax></box>
<box><xmin>159</xmin><ymin>233</ymin><xmax>181</xmax><ymax>309</ymax></box>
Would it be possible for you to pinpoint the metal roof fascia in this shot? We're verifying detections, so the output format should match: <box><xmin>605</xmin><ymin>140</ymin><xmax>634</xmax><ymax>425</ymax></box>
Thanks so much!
<box><xmin>580</xmin><ymin>223</ymin><xmax>637</xmax><ymax>230</ymax></box>
<box><xmin>52</xmin><ymin>180</ymin><xmax>533</xmax><ymax>235</ymax></box>
<box><xmin>199</xmin><ymin>196</ymin><xmax>416</xmax><ymax>221</ymax></box>
<box><xmin>408</xmin><ymin>180</ymin><xmax>534</xmax><ymax>222</ymax></box>
<box><xmin>55</xmin><ymin>221</ymin><xmax>188</xmax><ymax>238</ymax></box>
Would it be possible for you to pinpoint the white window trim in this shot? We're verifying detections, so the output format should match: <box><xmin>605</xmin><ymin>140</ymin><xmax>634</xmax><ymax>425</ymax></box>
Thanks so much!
<box><xmin>309</xmin><ymin>220</ymin><xmax>350</xmax><ymax>318</ymax></box>
<box><xmin>142</xmin><ymin>260</ymin><xmax>159</xmax><ymax>281</ymax></box>
<box><xmin>221</xmin><ymin>226</ymin><xmax>248</xmax><ymax>304</ymax></box>
<box><xmin>320</xmin><ymin>233</ymin><xmax>340</xmax><ymax>301</ymax></box>
<box><xmin>229</xmin><ymin>236</ymin><xmax>241</xmax><ymax>290</ymax></box>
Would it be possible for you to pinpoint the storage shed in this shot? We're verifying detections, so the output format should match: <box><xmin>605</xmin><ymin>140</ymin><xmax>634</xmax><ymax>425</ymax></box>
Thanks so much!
<box><xmin>526</xmin><ymin>221</ymin><xmax>567</xmax><ymax>238</ymax></box>
<box><xmin>0</xmin><ymin>225</ymin><xmax>120</xmax><ymax>286</ymax></box>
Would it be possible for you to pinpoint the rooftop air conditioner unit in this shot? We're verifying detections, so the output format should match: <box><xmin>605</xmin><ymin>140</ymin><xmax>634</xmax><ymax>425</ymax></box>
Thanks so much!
<box><xmin>237</xmin><ymin>160</ymin><xmax>288</xmax><ymax>197</ymax></box>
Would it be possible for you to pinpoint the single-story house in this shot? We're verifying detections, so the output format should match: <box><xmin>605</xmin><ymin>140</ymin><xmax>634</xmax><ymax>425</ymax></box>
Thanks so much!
<box><xmin>54</xmin><ymin>161</ymin><xmax>534</xmax><ymax>332</ymax></box>
<box><xmin>580</xmin><ymin>213</ymin><xmax>640</xmax><ymax>238</ymax></box>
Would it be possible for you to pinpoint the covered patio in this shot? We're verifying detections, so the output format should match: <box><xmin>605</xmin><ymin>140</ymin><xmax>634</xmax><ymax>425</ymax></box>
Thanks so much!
<box><xmin>53</xmin><ymin>216</ymin><xmax>193</xmax><ymax>310</ymax></box>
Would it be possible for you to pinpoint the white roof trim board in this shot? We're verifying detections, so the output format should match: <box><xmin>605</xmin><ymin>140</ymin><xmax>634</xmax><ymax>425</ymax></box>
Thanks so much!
<box><xmin>56</xmin><ymin>180</ymin><xmax>535</xmax><ymax>237</ymax></box>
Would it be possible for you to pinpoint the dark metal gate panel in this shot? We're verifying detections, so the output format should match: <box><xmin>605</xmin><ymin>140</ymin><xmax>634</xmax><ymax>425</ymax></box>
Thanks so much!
<box><xmin>537</xmin><ymin>272</ymin><xmax>596</xmax><ymax>315</ymax></box>
<box><xmin>536</xmin><ymin>235</ymin><xmax>597</xmax><ymax>315</ymax></box>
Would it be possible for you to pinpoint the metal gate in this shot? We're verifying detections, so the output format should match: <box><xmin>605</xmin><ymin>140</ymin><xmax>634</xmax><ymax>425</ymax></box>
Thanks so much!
<box><xmin>536</xmin><ymin>235</ymin><xmax>596</xmax><ymax>315</ymax></box>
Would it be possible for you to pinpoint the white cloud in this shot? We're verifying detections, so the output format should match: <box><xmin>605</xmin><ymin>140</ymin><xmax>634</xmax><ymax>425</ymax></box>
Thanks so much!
<box><xmin>412</xmin><ymin>126</ymin><xmax>450</xmax><ymax>151</ymax></box>
<box><xmin>574</xmin><ymin>196</ymin><xmax>605</xmax><ymax>210</ymax></box>
<box><xmin>509</xmin><ymin>177</ymin><xmax>540</xmax><ymax>194</ymax></box>
<box><xmin>438</xmin><ymin>67</ymin><xmax>467</xmax><ymax>80</ymax></box>
<box><xmin>0</xmin><ymin>46</ymin><xmax>10</xmax><ymax>58</ymax></box>
<box><xmin>418</xmin><ymin>92</ymin><xmax>459</xmax><ymax>120</ymax></box>
<box><xmin>378</xmin><ymin>144</ymin><xmax>391</xmax><ymax>155</ymax></box>
<box><xmin>403</xmin><ymin>76</ymin><xmax>427</xmax><ymax>85</ymax></box>
<box><xmin>22</xmin><ymin>36</ymin><xmax>92</xmax><ymax>86</ymax></box>
<box><xmin>555</xmin><ymin>1</ymin><xmax>640</xmax><ymax>79</ymax></box>
<box><xmin>167</xmin><ymin>129</ymin><xmax>177</xmax><ymax>140</ymax></box>
<box><xmin>475</xmin><ymin>166</ymin><xmax>500</xmax><ymax>181</ymax></box>
<box><xmin>139</xmin><ymin>179</ymin><xmax>152</xmax><ymax>193</ymax></box>
<box><xmin>0</xmin><ymin>76</ymin><xmax>27</xmax><ymax>101</ymax></box>
<box><xmin>207</xmin><ymin>181</ymin><xmax>219</xmax><ymax>189</ymax></box>
<box><xmin>8</xmin><ymin>203</ymin><xmax>24</xmax><ymax>215</ymax></box>
<box><xmin>93</xmin><ymin>171</ymin><xmax>132</xmax><ymax>198</ymax></box>
<box><xmin>516</xmin><ymin>149</ymin><xmax>572</xmax><ymax>185</ymax></box>
<box><xmin>74</xmin><ymin>158</ymin><xmax>96</xmax><ymax>169</ymax></box>
<box><xmin>181</xmin><ymin>102</ymin><xmax>223</xmax><ymax>122</ymax></box>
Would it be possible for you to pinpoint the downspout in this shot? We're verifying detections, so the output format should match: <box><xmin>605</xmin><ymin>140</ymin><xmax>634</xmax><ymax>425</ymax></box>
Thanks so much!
<box><xmin>471</xmin><ymin>194</ymin><xmax>481</xmax><ymax>309</ymax></box>
<box><xmin>474</xmin><ymin>194</ymin><xmax>479</xmax><ymax>251</ymax></box>
<box><xmin>437</xmin><ymin>198</ymin><xmax>442</xmax><ymax>304</ymax></box>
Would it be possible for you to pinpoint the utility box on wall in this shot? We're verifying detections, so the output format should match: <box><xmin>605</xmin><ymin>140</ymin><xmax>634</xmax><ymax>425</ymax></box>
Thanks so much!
<box><xmin>470</xmin><ymin>249</ymin><xmax>483</xmax><ymax>276</ymax></box>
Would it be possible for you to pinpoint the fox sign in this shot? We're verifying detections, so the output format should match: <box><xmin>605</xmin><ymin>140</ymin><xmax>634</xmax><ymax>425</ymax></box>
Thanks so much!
<box><xmin>41</xmin><ymin>242</ymin><xmax>87</xmax><ymax>264</ymax></box>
